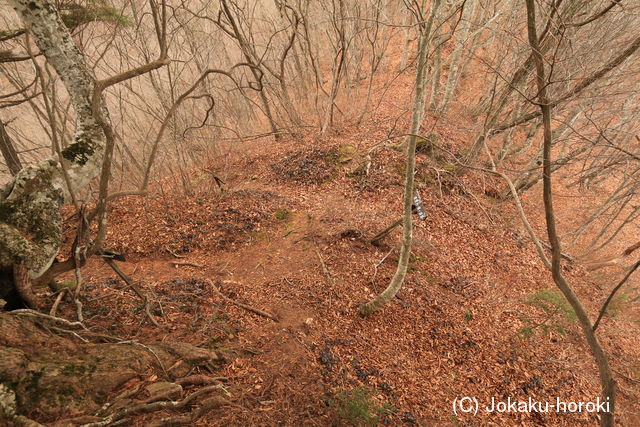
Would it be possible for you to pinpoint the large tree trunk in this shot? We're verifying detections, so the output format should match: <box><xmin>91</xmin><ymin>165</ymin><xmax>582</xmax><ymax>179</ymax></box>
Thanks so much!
<box><xmin>1</xmin><ymin>0</ymin><xmax>108</xmax><ymax>306</ymax></box>
<box><xmin>0</xmin><ymin>8</ymin><xmax>228</xmax><ymax>424</ymax></box>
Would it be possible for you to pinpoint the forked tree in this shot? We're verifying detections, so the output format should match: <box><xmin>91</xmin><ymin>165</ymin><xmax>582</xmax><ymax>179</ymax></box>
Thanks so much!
<box><xmin>0</xmin><ymin>0</ymin><xmax>110</xmax><ymax>307</ymax></box>
<box><xmin>0</xmin><ymin>3</ymin><xmax>227</xmax><ymax>424</ymax></box>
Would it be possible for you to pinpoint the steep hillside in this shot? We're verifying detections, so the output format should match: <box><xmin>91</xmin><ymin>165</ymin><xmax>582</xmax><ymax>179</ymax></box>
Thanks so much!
<box><xmin>51</xmin><ymin>113</ymin><xmax>640</xmax><ymax>425</ymax></box>
<box><xmin>3</xmin><ymin>2</ymin><xmax>640</xmax><ymax>426</ymax></box>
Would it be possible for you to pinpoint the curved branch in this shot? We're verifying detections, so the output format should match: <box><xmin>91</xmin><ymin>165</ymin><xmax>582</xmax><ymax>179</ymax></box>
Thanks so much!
<box><xmin>593</xmin><ymin>260</ymin><xmax>640</xmax><ymax>331</ymax></box>
<box><xmin>141</xmin><ymin>64</ymin><xmax>259</xmax><ymax>189</ymax></box>
<box><xmin>567</xmin><ymin>0</ymin><xmax>622</xmax><ymax>28</ymax></box>
<box><xmin>493</xmin><ymin>33</ymin><xmax>640</xmax><ymax>135</ymax></box>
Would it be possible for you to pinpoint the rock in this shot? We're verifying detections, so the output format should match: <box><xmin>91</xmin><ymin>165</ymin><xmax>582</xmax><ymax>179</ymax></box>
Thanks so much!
<box><xmin>303</xmin><ymin>317</ymin><xmax>314</xmax><ymax>334</ymax></box>
<box><xmin>0</xmin><ymin>383</ymin><xmax>17</xmax><ymax>418</ymax></box>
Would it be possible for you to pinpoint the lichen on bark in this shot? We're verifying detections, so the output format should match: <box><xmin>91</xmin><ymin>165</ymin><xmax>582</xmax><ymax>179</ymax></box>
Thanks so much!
<box><xmin>61</xmin><ymin>138</ymin><xmax>95</xmax><ymax>165</ymax></box>
<box><xmin>0</xmin><ymin>161</ymin><xmax>63</xmax><ymax>278</ymax></box>
<box><xmin>0</xmin><ymin>1</ymin><xmax>109</xmax><ymax>285</ymax></box>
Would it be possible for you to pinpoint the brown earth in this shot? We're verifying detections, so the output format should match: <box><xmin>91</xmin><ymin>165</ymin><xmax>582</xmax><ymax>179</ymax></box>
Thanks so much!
<box><xmin>36</xmin><ymin>122</ymin><xmax>640</xmax><ymax>425</ymax></box>
<box><xmin>6</xmin><ymin>43</ymin><xmax>640</xmax><ymax>426</ymax></box>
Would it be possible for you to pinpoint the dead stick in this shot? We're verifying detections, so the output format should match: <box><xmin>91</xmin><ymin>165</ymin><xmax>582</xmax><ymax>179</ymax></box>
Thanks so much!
<box><xmin>204</xmin><ymin>279</ymin><xmax>278</xmax><ymax>321</ymax></box>
<box><xmin>314</xmin><ymin>248</ymin><xmax>334</xmax><ymax>287</ymax></box>
<box><xmin>314</xmin><ymin>247</ymin><xmax>337</xmax><ymax>307</ymax></box>
<box><xmin>104</xmin><ymin>259</ymin><xmax>160</xmax><ymax>327</ymax></box>
<box><xmin>372</xmin><ymin>248</ymin><xmax>394</xmax><ymax>288</ymax></box>
<box><xmin>171</xmin><ymin>261</ymin><xmax>204</xmax><ymax>268</ymax></box>
<box><xmin>539</xmin><ymin>240</ymin><xmax>574</xmax><ymax>263</ymax></box>
<box><xmin>370</xmin><ymin>218</ymin><xmax>402</xmax><ymax>245</ymax></box>
<box><xmin>166</xmin><ymin>247</ymin><xmax>185</xmax><ymax>258</ymax></box>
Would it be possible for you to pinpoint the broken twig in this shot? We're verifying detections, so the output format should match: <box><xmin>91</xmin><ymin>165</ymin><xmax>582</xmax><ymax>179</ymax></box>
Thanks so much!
<box><xmin>104</xmin><ymin>259</ymin><xmax>160</xmax><ymax>327</ymax></box>
<box><xmin>370</xmin><ymin>218</ymin><xmax>402</xmax><ymax>245</ymax></box>
<box><xmin>171</xmin><ymin>261</ymin><xmax>204</xmax><ymax>268</ymax></box>
<box><xmin>204</xmin><ymin>279</ymin><xmax>278</xmax><ymax>321</ymax></box>
<box><xmin>314</xmin><ymin>246</ymin><xmax>337</xmax><ymax>307</ymax></box>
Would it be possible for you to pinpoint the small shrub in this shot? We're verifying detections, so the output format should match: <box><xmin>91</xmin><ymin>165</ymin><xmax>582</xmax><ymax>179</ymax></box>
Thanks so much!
<box><xmin>328</xmin><ymin>387</ymin><xmax>396</xmax><ymax>426</ymax></box>
<box><xmin>526</xmin><ymin>289</ymin><xmax>576</xmax><ymax>322</ymax></box>
<box><xmin>274</xmin><ymin>209</ymin><xmax>290</xmax><ymax>220</ymax></box>
<box><xmin>520</xmin><ymin>289</ymin><xmax>576</xmax><ymax>337</ymax></box>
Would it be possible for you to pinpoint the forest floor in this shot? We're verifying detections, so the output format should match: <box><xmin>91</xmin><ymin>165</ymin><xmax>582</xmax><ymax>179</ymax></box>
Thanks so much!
<box><xmin>37</xmin><ymin>54</ymin><xmax>640</xmax><ymax>425</ymax></box>
<box><xmin>46</xmin><ymin>116</ymin><xmax>640</xmax><ymax>425</ymax></box>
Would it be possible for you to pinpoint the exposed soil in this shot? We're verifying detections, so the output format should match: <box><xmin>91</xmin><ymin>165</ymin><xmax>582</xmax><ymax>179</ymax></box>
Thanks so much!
<box><xmin>12</xmin><ymin>123</ymin><xmax>635</xmax><ymax>425</ymax></box>
<box><xmin>3</xmin><ymin>43</ymin><xmax>640</xmax><ymax>427</ymax></box>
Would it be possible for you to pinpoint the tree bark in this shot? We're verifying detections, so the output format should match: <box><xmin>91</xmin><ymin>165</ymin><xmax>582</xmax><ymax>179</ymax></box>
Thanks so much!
<box><xmin>525</xmin><ymin>1</ymin><xmax>616</xmax><ymax>425</ymax></box>
<box><xmin>0</xmin><ymin>120</ymin><xmax>23</xmax><ymax>176</ymax></box>
<box><xmin>1</xmin><ymin>0</ymin><xmax>107</xmax><ymax>288</ymax></box>
<box><xmin>439</xmin><ymin>0</ymin><xmax>478</xmax><ymax>114</ymax></box>
<box><xmin>359</xmin><ymin>2</ymin><xmax>438</xmax><ymax>316</ymax></box>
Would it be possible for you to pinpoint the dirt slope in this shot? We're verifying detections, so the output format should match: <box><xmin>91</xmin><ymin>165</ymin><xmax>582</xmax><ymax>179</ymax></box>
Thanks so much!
<box><xmin>39</xmin><ymin>49</ymin><xmax>640</xmax><ymax>424</ymax></box>
<box><xmin>48</xmin><ymin>123</ymin><xmax>639</xmax><ymax>426</ymax></box>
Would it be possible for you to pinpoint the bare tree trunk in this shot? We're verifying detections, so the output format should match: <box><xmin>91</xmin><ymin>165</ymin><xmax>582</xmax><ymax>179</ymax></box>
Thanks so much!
<box><xmin>356</xmin><ymin>0</ymin><xmax>385</xmax><ymax>126</ymax></box>
<box><xmin>2</xmin><ymin>0</ymin><xmax>168</xmax><ymax>308</ymax></box>
<box><xmin>359</xmin><ymin>5</ymin><xmax>433</xmax><ymax>316</ymax></box>
<box><xmin>427</xmin><ymin>25</ymin><xmax>442</xmax><ymax>110</ymax></box>
<box><xmin>399</xmin><ymin>6</ymin><xmax>411</xmax><ymax>71</ymax></box>
<box><xmin>417</xmin><ymin>0</ymin><xmax>442</xmax><ymax>122</ymax></box>
<box><xmin>1</xmin><ymin>0</ymin><xmax>109</xmax><ymax>280</ymax></box>
<box><xmin>496</xmin><ymin>102</ymin><xmax>523</xmax><ymax>162</ymax></box>
<box><xmin>525</xmin><ymin>1</ymin><xmax>616</xmax><ymax>425</ymax></box>
<box><xmin>0</xmin><ymin>119</ymin><xmax>22</xmax><ymax>176</ymax></box>
<box><xmin>439</xmin><ymin>0</ymin><xmax>478</xmax><ymax>114</ymax></box>
<box><xmin>218</xmin><ymin>0</ymin><xmax>280</xmax><ymax>139</ymax></box>
<box><xmin>321</xmin><ymin>0</ymin><xmax>347</xmax><ymax>134</ymax></box>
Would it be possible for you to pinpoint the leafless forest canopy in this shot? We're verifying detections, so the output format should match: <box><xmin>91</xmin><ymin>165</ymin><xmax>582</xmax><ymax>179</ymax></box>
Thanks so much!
<box><xmin>2</xmin><ymin>0</ymin><xmax>639</xmax><ymax>256</ymax></box>
<box><xmin>1</xmin><ymin>0</ymin><xmax>640</xmax><ymax>425</ymax></box>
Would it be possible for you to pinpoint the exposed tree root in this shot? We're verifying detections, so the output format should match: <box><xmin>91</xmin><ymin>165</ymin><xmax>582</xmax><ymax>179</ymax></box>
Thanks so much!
<box><xmin>13</xmin><ymin>263</ymin><xmax>38</xmax><ymax>309</ymax></box>
<box><xmin>176</xmin><ymin>375</ymin><xmax>228</xmax><ymax>386</ymax></box>
<box><xmin>0</xmin><ymin>312</ymin><xmax>222</xmax><ymax>423</ymax></box>
<box><xmin>83</xmin><ymin>384</ymin><xmax>230</xmax><ymax>427</ymax></box>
